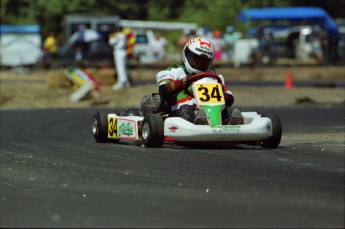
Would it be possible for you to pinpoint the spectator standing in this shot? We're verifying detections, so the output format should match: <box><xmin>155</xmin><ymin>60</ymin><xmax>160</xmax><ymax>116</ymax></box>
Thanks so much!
<box><xmin>109</xmin><ymin>26</ymin><xmax>130</xmax><ymax>90</ymax></box>
<box><xmin>151</xmin><ymin>32</ymin><xmax>167</xmax><ymax>61</ymax></box>
<box><xmin>73</xmin><ymin>25</ymin><xmax>89</xmax><ymax>63</ymax></box>
<box><xmin>310</xmin><ymin>27</ymin><xmax>324</xmax><ymax>64</ymax></box>
<box><xmin>211</xmin><ymin>30</ymin><xmax>224</xmax><ymax>61</ymax></box>
<box><xmin>254</xmin><ymin>27</ymin><xmax>270</xmax><ymax>65</ymax></box>
<box><xmin>203</xmin><ymin>26</ymin><xmax>214</xmax><ymax>40</ymax></box>
<box><xmin>177</xmin><ymin>28</ymin><xmax>194</xmax><ymax>48</ymax></box>
<box><xmin>223</xmin><ymin>26</ymin><xmax>242</xmax><ymax>61</ymax></box>
<box><xmin>43</xmin><ymin>31</ymin><xmax>58</xmax><ymax>67</ymax></box>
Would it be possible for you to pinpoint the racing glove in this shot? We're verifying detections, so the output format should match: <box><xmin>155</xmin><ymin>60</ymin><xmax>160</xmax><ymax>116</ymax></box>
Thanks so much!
<box><xmin>158</xmin><ymin>78</ymin><xmax>187</xmax><ymax>101</ymax></box>
<box><xmin>167</xmin><ymin>78</ymin><xmax>187</xmax><ymax>92</ymax></box>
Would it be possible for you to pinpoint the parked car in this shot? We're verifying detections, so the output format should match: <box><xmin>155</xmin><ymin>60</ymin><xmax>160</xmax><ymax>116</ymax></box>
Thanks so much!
<box><xmin>233</xmin><ymin>25</ymin><xmax>324</xmax><ymax>67</ymax></box>
<box><xmin>132</xmin><ymin>30</ymin><xmax>156</xmax><ymax>63</ymax></box>
<box><xmin>55</xmin><ymin>39</ymin><xmax>113</xmax><ymax>67</ymax></box>
<box><xmin>55</xmin><ymin>29</ymin><xmax>157</xmax><ymax>67</ymax></box>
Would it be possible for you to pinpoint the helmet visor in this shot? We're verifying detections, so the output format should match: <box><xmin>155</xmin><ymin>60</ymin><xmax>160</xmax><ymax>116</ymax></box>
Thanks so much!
<box><xmin>184</xmin><ymin>47</ymin><xmax>212</xmax><ymax>72</ymax></box>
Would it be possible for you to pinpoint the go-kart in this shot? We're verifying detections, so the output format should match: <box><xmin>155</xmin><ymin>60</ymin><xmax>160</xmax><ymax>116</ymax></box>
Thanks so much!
<box><xmin>92</xmin><ymin>72</ymin><xmax>282</xmax><ymax>148</ymax></box>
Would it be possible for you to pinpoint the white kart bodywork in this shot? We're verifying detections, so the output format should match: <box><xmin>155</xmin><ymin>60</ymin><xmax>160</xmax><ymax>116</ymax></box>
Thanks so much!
<box><xmin>107</xmin><ymin>114</ymin><xmax>144</xmax><ymax>140</ymax></box>
<box><xmin>164</xmin><ymin>112</ymin><xmax>272</xmax><ymax>142</ymax></box>
<box><xmin>106</xmin><ymin>112</ymin><xmax>272</xmax><ymax>142</ymax></box>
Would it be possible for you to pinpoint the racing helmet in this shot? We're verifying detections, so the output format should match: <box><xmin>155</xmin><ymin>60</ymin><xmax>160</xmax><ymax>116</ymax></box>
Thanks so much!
<box><xmin>182</xmin><ymin>37</ymin><xmax>214</xmax><ymax>74</ymax></box>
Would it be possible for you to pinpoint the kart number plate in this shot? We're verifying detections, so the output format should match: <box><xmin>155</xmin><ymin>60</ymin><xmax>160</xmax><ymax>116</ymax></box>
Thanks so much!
<box><xmin>108</xmin><ymin>117</ymin><xmax>137</xmax><ymax>139</ymax></box>
<box><xmin>195</xmin><ymin>83</ymin><xmax>224</xmax><ymax>105</ymax></box>
<box><xmin>108</xmin><ymin>117</ymin><xmax>118</xmax><ymax>138</ymax></box>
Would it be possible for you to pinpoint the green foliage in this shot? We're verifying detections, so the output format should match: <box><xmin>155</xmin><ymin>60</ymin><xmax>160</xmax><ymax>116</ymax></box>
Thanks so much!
<box><xmin>0</xmin><ymin>0</ymin><xmax>343</xmax><ymax>43</ymax></box>
<box><xmin>177</xmin><ymin>0</ymin><xmax>244</xmax><ymax>30</ymax></box>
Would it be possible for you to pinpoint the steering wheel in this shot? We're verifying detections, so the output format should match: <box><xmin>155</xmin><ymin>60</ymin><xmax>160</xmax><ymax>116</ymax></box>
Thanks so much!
<box><xmin>184</xmin><ymin>72</ymin><xmax>223</xmax><ymax>98</ymax></box>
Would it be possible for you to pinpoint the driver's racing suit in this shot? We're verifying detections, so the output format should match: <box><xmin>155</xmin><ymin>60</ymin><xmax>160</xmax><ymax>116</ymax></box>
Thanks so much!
<box><xmin>156</xmin><ymin>64</ymin><xmax>234</xmax><ymax>123</ymax></box>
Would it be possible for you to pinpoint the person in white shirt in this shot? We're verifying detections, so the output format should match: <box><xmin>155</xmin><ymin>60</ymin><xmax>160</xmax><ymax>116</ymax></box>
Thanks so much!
<box><xmin>151</xmin><ymin>32</ymin><xmax>167</xmax><ymax>61</ymax></box>
<box><xmin>109</xmin><ymin>26</ymin><xmax>130</xmax><ymax>90</ymax></box>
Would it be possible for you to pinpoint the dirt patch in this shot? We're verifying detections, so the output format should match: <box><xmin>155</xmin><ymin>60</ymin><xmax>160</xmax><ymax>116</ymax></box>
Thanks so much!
<box><xmin>0</xmin><ymin>66</ymin><xmax>344</xmax><ymax>109</ymax></box>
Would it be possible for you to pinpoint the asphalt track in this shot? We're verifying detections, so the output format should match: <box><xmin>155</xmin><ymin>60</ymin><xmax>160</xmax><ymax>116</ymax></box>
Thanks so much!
<box><xmin>0</xmin><ymin>106</ymin><xmax>344</xmax><ymax>228</ymax></box>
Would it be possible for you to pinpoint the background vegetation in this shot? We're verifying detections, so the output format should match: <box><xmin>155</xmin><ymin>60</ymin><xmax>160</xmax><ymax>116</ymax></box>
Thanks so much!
<box><xmin>1</xmin><ymin>0</ymin><xmax>344</xmax><ymax>44</ymax></box>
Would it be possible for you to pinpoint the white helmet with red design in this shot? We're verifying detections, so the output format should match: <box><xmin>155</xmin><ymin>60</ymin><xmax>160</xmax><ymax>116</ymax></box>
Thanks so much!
<box><xmin>182</xmin><ymin>37</ymin><xmax>215</xmax><ymax>74</ymax></box>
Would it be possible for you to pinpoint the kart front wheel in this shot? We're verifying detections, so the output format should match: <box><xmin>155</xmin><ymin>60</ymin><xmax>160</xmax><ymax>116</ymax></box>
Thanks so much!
<box><xmin>92</xmin><ymin>111</ymin><xmax>119</xmax><ymax>143</ymax></box>
<box><xmin>260</xmin><ymin>114</ymin><xmax>282</xmax><ymax>148</ymax></box>
<box><xmin>141</xmin><ymin>114</ymin><xmax>164</xmax><ymax>148</ymax></box>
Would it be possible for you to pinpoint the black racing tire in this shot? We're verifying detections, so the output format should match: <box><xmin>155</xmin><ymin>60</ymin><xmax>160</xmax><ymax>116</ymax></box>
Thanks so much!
<box><xmin>141</xmin><ymin>114</ymin><xmax>164</xmax><ymax>148</ymax></box>
<box><xmin>92</xmin><ymin>111</ymin><xmax>108</xmax><ymax>142</ymax></box>
<box><xmin>260</xmin><ymin>113</ymin><xmax>282</xmax><ymax>148</ymax></box>
<box><xmin>92</xmin><ymin>111</ymin><xmax>120</xmax><ymax>143</ymax></box>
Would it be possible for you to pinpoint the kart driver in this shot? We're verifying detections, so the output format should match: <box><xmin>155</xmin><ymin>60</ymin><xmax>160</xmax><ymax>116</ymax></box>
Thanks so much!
<box><xmin>156</xmin><ymin>36</ymin><xmax>243</xmax><ymax>125</ymax></box>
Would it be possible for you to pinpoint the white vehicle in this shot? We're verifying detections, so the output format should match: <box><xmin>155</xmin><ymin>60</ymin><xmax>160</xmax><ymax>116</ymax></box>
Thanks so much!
<box><xmin>132</xmin><ymin>30</ymin><xmax>156</xmax><ymax>63</ymax></box>
<box><xmin>268</xmin><ymin>25</ymin><xmax>317</xmax><ymax>60</ymax></box>
<box><xmin>92</xmin><ymin>72</ymin><xmax>282</xmax><ymax>148</ymax></box>
<box><xmin>233</xmin><ymin>38</ymin><xmax>258</xmax><ymax>68</ymax></box>
<box><xmin>233</xmin><ymin>25</ymin><xmax>321</xmax><ymax>67</ymax></box>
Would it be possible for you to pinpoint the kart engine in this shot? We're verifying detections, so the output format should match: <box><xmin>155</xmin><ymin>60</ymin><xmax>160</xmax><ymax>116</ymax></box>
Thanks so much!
<box><xmin>139</xmin><ymin>93</ymin><xmax>169</xmax><ymax>115</ymax></box>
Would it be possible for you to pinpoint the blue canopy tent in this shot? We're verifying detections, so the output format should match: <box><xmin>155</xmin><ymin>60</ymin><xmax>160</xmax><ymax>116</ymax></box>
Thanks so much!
<box><xmin>0</xmin><ymin>25</ymin><xmax>40</xmax><ymax>34</ymax></box>
<box><xmin>238</xmin><ymin>7</ymin><xmax>338</xmax><ymax>36</ymax></box>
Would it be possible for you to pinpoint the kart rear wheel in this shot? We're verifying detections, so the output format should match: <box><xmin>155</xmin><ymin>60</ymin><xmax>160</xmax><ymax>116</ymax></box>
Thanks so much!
<box><xmin>92</xmin><ymin>111</ymin><xmax>119</xmax><ymax>143</ymax></box>
<box><xmin>141</xmin><ymin>114</ymin><xmax>164</xmax><ymax>148</ymax></box>
<box><xmin>260</xmin><ymin>114</ymin><xmax>282</xmax><ymax>148</ymax></box>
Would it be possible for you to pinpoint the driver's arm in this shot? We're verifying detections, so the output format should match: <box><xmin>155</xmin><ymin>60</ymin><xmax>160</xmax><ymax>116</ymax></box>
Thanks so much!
<box><xmin>156</xmin><ymin>67</ymin><xmax>187</xmax><ymax>100</ymax></box>
<box><xmin>158</xmin><ymin>78</ymin><xmax>186</xmax><ymax>100</ymax></box>
<box><xmin>222</xmin><ymin>84</ymin><xmax>234</xmax><ymax>107</ymax></box>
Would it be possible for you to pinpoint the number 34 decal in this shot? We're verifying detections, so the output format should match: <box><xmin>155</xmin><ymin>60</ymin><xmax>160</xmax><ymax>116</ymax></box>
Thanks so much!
<box><xmin>108</xmin><ymin>117</ymin><xmax>117</xmax><ymax>138</ymax></box>
<box><xmin>196</xmin><ymin>84</ymin><xmax>224</xmax><ymax>104</ymax></box>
